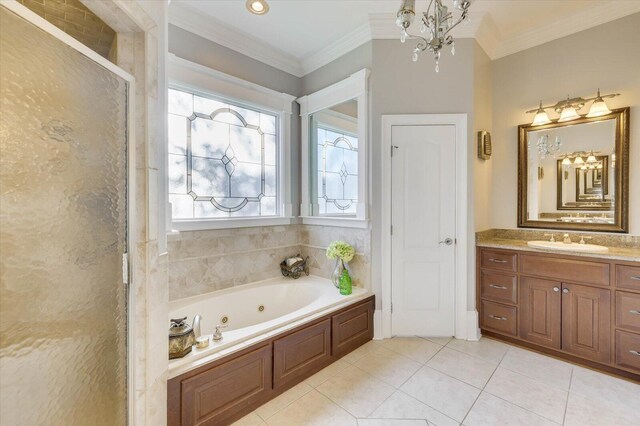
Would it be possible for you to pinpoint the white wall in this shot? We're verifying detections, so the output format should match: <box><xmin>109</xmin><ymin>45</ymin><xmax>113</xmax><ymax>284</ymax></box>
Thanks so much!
<box><xmin>491</xmin><ymin>13</ymin><xmax>640</xmax><ymax>235</ymax></box>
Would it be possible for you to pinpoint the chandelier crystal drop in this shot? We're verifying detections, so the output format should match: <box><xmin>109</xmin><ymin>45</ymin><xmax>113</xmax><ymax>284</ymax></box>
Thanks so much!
<box><xmin>396</xmin><ymin>0</ymin><xmax>472</xmax><ymax>72</ymax></box>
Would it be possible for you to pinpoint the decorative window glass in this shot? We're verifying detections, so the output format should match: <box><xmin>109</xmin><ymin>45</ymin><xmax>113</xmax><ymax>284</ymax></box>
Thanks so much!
<box><xmin>316</xmin><ymin>125</ymin><xmax>358</xmax><ymax>215</ymax></box>
<box><xmin>168</xmin><ymin>88</ymin><xmax>278</xmax><ymax>219</ymax></box>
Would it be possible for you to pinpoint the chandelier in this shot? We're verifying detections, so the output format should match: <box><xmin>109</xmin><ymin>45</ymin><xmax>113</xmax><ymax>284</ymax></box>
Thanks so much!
<box><xmin>396</xmin><ymin>0</ymin><xmax>473</xmax><ymax>72</ymax></box>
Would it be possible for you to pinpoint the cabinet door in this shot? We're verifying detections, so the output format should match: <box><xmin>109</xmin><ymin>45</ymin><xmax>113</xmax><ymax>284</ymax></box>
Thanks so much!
<box><xmin>519</xmin><ymin>277</ymin><xmax>561</xmax><ymax>349</ymax></box>
<box><xmin>561</xmin><ymin>284</ymin><xmax>611</xmax><ymax>363</ymax></box>
<box><xmin>332</xmin><ymin>299</ymin><xmax>374</xmax><ymax>357</ymax></box>
<box><xmin>273</xmin><ymin>319</ymin><xmax>331</xmax><ymax>390</ymax></box>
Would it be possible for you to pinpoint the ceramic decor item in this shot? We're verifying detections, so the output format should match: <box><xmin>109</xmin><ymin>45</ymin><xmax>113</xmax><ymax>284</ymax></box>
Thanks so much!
<box><xmin>169</xmin><ymin>317</ymin><xmax>195</xmax><ymax>359</ymax></box>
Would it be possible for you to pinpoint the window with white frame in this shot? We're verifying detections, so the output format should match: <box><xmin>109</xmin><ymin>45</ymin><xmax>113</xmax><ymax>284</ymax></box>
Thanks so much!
<box><xmin>168</xmin><ymin>87</ymin><xmax>279</xmax><ymax>219</ymax></box>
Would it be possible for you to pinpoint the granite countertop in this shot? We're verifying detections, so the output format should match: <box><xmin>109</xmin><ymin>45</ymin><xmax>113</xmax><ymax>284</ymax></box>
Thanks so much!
<box><xmin>477</xmin><ymin>238</ymin><xmax>640</xmax><ymax>262</ymax></box>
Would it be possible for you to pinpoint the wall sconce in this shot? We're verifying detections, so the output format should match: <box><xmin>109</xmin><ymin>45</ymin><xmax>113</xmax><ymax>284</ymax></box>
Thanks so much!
<box><xmin>526</xmin><ymin>89</ymin><xmax>619</xmax><ymax>126</ymax></box>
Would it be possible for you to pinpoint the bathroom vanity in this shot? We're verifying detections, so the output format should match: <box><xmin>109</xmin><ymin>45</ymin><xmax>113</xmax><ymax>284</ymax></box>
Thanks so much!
<box><xmin>476</xmin><ymin>244</ymin><xmax>640</xmax><ymax>379</ymax></box>
<box><xmin>167</xmin><ymin>296</ymin><xmax>374</xmax><ymax>425</ymax></box>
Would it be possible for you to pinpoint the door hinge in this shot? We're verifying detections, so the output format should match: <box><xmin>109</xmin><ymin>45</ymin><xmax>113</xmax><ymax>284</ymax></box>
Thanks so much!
<box><xmin>391</xmin><ymin>145</ymin><xmax>394</xmax><ymax>157</ymax></box>
<box><xmin>390</xmin><ymin>225</ymin><xmax>393</xmax><ymax>235</ymax></box>
<box><xmin>391</xmin><ymin>302</ymin><xmax>393</xmax><ymax>314</ymax></box>
<box><xmin>122</xmin><ymin>253</ymin><xmax>129</xmax><ymax>285</ymax></box>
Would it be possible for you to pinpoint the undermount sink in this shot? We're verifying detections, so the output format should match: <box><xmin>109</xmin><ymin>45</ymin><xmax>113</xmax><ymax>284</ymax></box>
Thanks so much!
<box><xmin>527</xmin><ymin>240</ymin><xmax>609</xmax><ymax>253</ymax></box>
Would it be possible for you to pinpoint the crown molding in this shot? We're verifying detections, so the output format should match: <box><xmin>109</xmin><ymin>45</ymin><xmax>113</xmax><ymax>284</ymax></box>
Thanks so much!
<box><xmin>492</xmin><ymin>1</ymin><xmax>640</xmax><ymax>60</ymax></box>
<box><xmin>300</xmin><ymin>22</ymin><xmax>372</xmax><ymax>76</ymax></box>
<box><xmin>169</xmin><ymin>2</ymin><xmax>640</xmax><ymax>78</ymax></box>
<box><xmin>169</xmin><ymin>4</ymin><xmax>305</xmax><ymax>77</ymax></box>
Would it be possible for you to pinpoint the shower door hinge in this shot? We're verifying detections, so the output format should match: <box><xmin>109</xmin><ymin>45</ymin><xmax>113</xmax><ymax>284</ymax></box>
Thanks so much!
<box><xmin>122</xmin><ymin>253</ymin><xmax>129</xmax><ymax>285</ymax></box>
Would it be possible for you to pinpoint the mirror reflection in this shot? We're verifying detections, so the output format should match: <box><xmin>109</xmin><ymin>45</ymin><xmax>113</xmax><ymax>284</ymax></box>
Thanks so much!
<box><xmin>526</xmin><ymin>119</ymin><xmax>616</xmax><ymax>224</ymax></box>
<box><xmin>309</xmin><ymin>99</ymin><xmax>359</xmax><ymax>215</ymax></box>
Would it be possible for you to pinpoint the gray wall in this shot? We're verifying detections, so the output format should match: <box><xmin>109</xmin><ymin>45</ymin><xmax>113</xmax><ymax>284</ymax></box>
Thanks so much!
<box><xmin>491</xmin><ymin>13</ymin><xmax>640</xmax><ymax>235</ymax></box>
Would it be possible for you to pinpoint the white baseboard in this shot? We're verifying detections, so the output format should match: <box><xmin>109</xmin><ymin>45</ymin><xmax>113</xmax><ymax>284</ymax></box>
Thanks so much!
<box><xmin>373</xmin><ymin>309</ymin><xmax>383</xmax><ymax>340</ymax></box>
<box><xmin>466</xmin><ymin>310</ymin><xmax>481</xmax><ymax>341</ymax></box>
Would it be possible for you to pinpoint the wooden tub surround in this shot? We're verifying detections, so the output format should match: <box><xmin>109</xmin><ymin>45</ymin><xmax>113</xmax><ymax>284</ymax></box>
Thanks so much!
<box><xmin>477</xmin><ymin>246</ymin><xmax>640</xmax><ymax>381</ymax></box>
<box><xmin>167</xmin><ymin>295</ymin><xmax>374</xmax><ymax>426</ymax></box>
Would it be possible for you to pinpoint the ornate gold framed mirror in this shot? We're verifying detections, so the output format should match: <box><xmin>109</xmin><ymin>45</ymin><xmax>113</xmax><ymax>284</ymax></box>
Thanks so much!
<box><xmin>518</xmin><ymin>107</ymin><xmax>629</xmax><ymax>233</ymax></box>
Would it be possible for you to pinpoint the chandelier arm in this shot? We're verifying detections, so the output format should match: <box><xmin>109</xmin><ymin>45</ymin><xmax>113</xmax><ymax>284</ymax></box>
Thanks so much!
<box><xmin>404</xmin><ymin>32</ymin><xmax>430</xmax><ymax>50</ymax></box>
<box><xmin>441</xmin><ymin>14</ymin><xmax>467</xmax><ymax>38</ymax></box>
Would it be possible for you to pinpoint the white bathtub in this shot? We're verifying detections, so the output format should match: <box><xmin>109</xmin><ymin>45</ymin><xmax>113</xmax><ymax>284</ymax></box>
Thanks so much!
<box><xmin>168</xmin><ymin>275</ymin><xmax>371</xmax><ymax>378</ymax></box>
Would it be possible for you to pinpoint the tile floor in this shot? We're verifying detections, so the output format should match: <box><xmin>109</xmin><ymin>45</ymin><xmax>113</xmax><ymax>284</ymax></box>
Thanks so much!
<box><xmin>232</xmin><ymin>337</ymin><xmax>639</xmax><ymax>426</ymax></box>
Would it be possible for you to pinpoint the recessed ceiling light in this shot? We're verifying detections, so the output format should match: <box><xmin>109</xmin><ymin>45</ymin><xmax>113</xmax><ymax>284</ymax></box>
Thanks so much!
<box><xmin>246</xmin><ymin>0</ymin><xmax>269</xmax><ymax>15</ymax></box>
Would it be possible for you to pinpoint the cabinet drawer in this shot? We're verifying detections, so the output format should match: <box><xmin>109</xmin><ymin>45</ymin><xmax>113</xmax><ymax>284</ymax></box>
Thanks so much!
<box><xmin>480</xmin><ymin>270</ymin><xmax>517</xmax><ymax>304</ymax></box>
<box><xmin>616</xmin><ymin>291</ymin><xmax>640</xmax><ymax>333</ymax></box>
<box><xmin>481</xmin><ymin>300</ymin><xmax>517</xmax><ymax>336</ymax></box>
<box><xmin>616</xmin><ymin>265</ymin><xmax>640</xmax><ymax>291</ymax></box>
<box><xmin>332</xmin><ymin>299</ymin><xmax>374</xmax><ymax>357</ymax></box>
<box><xmin>480</xmin><ymin>250</ymin><xmax>517</xmax><ymax>272</ymax></box>
<box><xmin>615</xmin><ymin>330</ymin><xmax>640</xmax><ymax>372</ymax></box>
<box><xmin>273</xmin><ymin>319</ymin><xmax>331</xmax><ymax>390</ymax></box>
<box><xmin>181</xmin><ymin>344</ymin><xmax>272</xmax><ymax>426</ymax></box>
<box><xmin>520</xmin><ymin>254</ymin><xmax>610</xmax><ymax>286</ymax></box>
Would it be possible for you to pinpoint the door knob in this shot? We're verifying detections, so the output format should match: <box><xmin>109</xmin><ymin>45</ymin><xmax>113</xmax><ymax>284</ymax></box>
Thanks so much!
<box><xmin>439</xmin><ymin>238</ymin><xmax>453</xmax><ymax>245</ymax></box>
<box><xmin>553</xmin><ymin>287</ymin><xmax>560</xmax><ymax>292</ymax></box>
<box><xmin>562</xmin><ymin>288</ymin><xmax>569</xmax><ymax>294</ymax></box>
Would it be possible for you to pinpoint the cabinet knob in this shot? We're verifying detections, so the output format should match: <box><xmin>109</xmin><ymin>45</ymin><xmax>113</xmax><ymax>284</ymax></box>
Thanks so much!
<box><xmin>630</xmin><ymin>310</ymin><xmax>640</xmax><ymax>315</ymax></box>
<box><xmin>488</xmin><ymin>315</ymin><xmax>507</xmax><ymax>321</ymax></box>
<box><xmin>562</xmin><ymin>288</ymin><xmax>569</xmax><ymax>294</ymax></box>
<box><xmin>553</xmin><ymin>287</ymin><xmax>560</xmax><ymax>292</ymax></box>
<box><xmin>630</xmin><ymin>350</ymin><xmax>640</xmax><ymax>357</ymax></box>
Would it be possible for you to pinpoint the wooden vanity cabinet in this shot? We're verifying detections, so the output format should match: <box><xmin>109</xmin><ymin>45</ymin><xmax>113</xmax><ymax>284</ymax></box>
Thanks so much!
<box><xmin>477</xmin><ymin>248</ymin><xmax>640</xmax><ymax>379</ymax></box>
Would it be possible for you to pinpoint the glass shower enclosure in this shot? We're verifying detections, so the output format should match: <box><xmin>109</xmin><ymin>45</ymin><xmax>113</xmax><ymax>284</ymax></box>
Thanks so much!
<box><xmin>0</xmin><ymin>5</ymin><xmax>130</xmax><ymax>425</ymax></box>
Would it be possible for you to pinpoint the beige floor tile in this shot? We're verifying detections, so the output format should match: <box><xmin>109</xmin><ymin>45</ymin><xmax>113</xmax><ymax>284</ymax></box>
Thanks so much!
<box><xmin>563</xmin><ymin>392</ymin><xmax>637</xmax><ymax>426</ymax></box>
<box><xmin>342</xmin><ymin>340</ymin><xmax>380</xmax><ymax>364</ymax></box>
<box><xmin>499</xmin><ymin>346</ymin><xmax>573</xmax><ymax>391</ymax></box>
<box><xmin>570</xmin><ymin>365</ymin><xmax>640</xmax><ymax>414</ymax></box>
<box><xmin>369</xmin><ymin>390</ymin><xmax>460</xmax><ymax>426</ymax></box>
<box><xmin>484</xmin><ymin>367</ymin><xmax>567</xmax><ymax>424</ymax></box>
<box><xmin>265</xmin><ymin>390</ymin><xmax>357</xmax><ymax>426</ymax></box>
<box><xmin>445</xmin><ymin>337</ymin><xmax>509</xmax><ymax>364</ymax></box>
<box><xmin>354</xmin><ymin>345</ymin><xmax>423</xmax><ymax>387</ymax></box>
<box><xmin>420</xmin><ymin>336</ymin><xmax>453</xmax><ymax>346</ymax></box>
<box><xmin>462</xmin><ymin>393</ymin><xmax>559</xmax><ymax>426</ymax></box>
<box><xmin>255</xmin><ymin>382</ymin><xmax>313</xmax><ymax>420</ymax></box>
<box><xmin>317</xmin><ymin>365</ymin><xmax>395</xmax><ymax>418</ymax></box>
<box><xmin>358</xmin><ymin>420</ymin><xmax>428</xmax><ymax>426</ymax></box>
<box><xmin>426</xmin><ymin>348</ymin><xmax>497</xmax><ymax>389</ymax></box>
<box><xmin>232</xmin><ymin>412</ymin><xmax>265</xmax><ymax>426</ymax></box>
<box><xmin>305</xmin><ymin>358</ymin><xmax>351</xmax><ymax>388</ymax></box>
<box><xmin>377</xmin><ymin>337</ymin><xmax>443</xmax><ymax>363</ymax></box>
<box><xmin>400</xmin><ymin>366</ymin><xmax>480</xmax><ymax>422</ymax></box>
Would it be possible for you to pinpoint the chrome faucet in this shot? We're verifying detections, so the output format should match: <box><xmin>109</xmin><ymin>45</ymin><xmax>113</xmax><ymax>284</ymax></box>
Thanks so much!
<box><xmin>563</xmin><ymin>233</ymin><xmax>572</xmax><ymax>244</ymax></box>
<box><xmin>544</xmin><ymin>233</ymin><xmax>555</xmax><ymax>242</ymax></box>
<box><xmin>192</xmin><ymin>314</ymin><xmax>202</xmax><ymax>338</ymax></box>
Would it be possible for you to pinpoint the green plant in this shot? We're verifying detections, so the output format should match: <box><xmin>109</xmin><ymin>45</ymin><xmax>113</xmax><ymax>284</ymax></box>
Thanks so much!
<box><xmin>326</xmin><ymin>241</ymin><xmax>355</xmax><ymax>263</ymax></box>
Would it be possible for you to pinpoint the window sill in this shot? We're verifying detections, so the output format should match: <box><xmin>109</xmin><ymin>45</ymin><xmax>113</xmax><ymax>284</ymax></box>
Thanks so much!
<box><xmin>171</xmin><ymin>216</ymin><xmax>295</xmax><ymax>232</ymax></box>
<box><xmin>300</xmin><ymin>216</ymin><xmax>370</xmax><ymax>229</ymax></box>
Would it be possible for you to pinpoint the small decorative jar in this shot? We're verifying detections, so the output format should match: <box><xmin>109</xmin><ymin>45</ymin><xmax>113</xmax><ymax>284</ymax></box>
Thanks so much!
<box><xmin>339</xmin><ymin>268</ymin><xmax>352</xmax><ymax>295</ymax></box>
<box><xmin>168</xmin><ymin>317</ymin><xmax>195</xmax><ymax>359</ymax></box>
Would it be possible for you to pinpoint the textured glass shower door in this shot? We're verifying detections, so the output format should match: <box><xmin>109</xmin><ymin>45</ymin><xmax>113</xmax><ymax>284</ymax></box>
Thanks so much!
<box><xmin>0</xmin><ymin>7</ymin><xmax>128</xmax><ymax>425</ymax></box>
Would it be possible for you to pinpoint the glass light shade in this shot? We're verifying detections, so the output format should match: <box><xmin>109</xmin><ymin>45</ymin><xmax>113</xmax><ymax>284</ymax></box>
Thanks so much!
<box><xmin>586</xmin><ymin>152</ymin><xmax>597</xmax><ymax>163</ymax></box>
<box><xmin>396</xmin><ymin>0</ymin><xmax>416</xmax><ymax>29</ymax></box>
<box><xmin>580</xmin><ymin>165</ymin><xmax>588</xmax><ymax>170</ymax></box>
<box><xmin>587</xmin><ymin>98</ymin><xmax>612</xmax><ymax>117</ymax></box>
<box><xmin>561</xmin><ymin>157</ymin><xmax>572</xmax><ymax>166</ymax></box>
<box><xmin>573</xmin><ymin>156</ymin><xmax>584</xmax><ymax>166</ymax></box>
<box><xmin>596</xmin><ymin>163</ymin><xmax>603</xmax><ymax>169</ymax></box>
<box><xmin>532</xmin><ymin>109</ymin><xmax>551</xmax><ymax>126</ymax></box>
<box><xmin>588</xmin><ymin>164</ymin><xmax>596</xmax><ymax>169</ymax></box>
<box><xmin>558</xmin><ymin>106</ymin><xmax>580</xmax><ymax>122</ymax></box>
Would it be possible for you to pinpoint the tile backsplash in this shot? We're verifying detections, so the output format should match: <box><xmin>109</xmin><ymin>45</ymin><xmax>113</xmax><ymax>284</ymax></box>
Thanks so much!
<box><xmin>168</xmin><ymin>224</ymin><xmax>371</xmax><ymax>301</ymax></box>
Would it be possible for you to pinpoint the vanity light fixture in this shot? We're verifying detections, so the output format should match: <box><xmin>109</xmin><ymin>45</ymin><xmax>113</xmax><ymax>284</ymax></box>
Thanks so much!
<box><xmin>396</xmin><ymin>0</ymin><xmax>473</xmax><ymax>72</ymax></box>
<box><xmin>526</xmin><ymin>89</ymin><xmax>620</xmax><ymax>125</ymax></box>
<box><xmin>246</xmin><ymin>0</ymin><xmax>269</xmax><ymax>15</ymax></box>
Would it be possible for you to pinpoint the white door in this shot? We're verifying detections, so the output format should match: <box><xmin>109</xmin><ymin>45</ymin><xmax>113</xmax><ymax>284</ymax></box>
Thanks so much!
<box><xmin>391</xmin><ymin>125</ymin><xmax>456</xmax><ymax>336</ymax></box>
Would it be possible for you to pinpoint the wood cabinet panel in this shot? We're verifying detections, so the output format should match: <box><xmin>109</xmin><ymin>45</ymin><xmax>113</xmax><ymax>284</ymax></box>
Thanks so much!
<box><xmin>480</xmin><ymin>250</ymin><xmax>517</xmax><ymax>272</ymax></box>
<box><xmin>615</xmin><ymin>330</ymin><xmax>640</xmax><ymax>372</ymax></box>
<box><xmin>520</xmin><ymin>254</ymin><xmax>610</xmax><ymax>287</ymax></box>
<box><xmin>616</xmin><ymin>291</ymin><xmax>640</xmax><ymax>333</ymax></box>
<box><xmin>616</xmin><ymin>265</ymin><xmax>640</xmax><ymax>291</ymax></box>
<box><xmin>480</xmin><ymin>270</ymin><xmax>518</xmax><ymax>305</ymax></box>
<box><xmin>481</xmin><ymin>300</ymin><xmax>517</xmax><ymax>336</ymax></box>
<box><xmin>519</xmin><ymin>277</ymin><xmax>561</xmax><ymax>349</ymax></box>
<box><xmin>273</xmin><ymin>319</ymin><xmax>331</xmax><ymax>390</ymax></box>
<box><xmin>561</xmin><ymin>284</ymin><xmax>611</xmax><ymax>363</ymax></box>
<box><xmin>181</xmin><ymin>344</ymin><xmax>272</xmax><ymax>426</ymax></box>
<box><xmin>332</xmin><ymin>298</ymin><xmax>374</xmax><ymax>357</ymax></box>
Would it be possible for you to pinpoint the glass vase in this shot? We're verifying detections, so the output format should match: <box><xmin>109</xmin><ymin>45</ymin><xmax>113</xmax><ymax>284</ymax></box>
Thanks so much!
<box><xmin>339</xmin><ymin>269</ymin><xmax>352</xmax><ymax>295</ymax></box>
<box><xmin>331</xmin><ymin>259</ymin><xmax>344</xmax><ymax>288</ymax></box>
